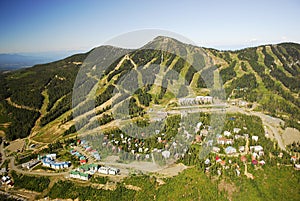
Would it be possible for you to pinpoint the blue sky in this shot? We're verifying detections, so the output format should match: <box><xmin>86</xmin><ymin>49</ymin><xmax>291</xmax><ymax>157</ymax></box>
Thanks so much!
<box><xmin>0</xmin><ymin>0</ymin><xmax>299</xmax><ymax>53</ymax></box>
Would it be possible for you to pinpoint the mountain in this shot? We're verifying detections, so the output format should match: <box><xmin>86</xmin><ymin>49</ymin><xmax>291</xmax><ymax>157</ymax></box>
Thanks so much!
<box><xmin>0</xmin><ymin>37</ymin><xmax>299</xmax><ymax>142</ymax></box>
<box><xmin>0</xmin><ymin>53</ymin><xmax>51</xmax><ymax>70</ymax></box>
<box><xmin>0</xmin><ymin>51</ymin><xmax>84</xmax><ymax>71</ymax></box>
<box><xmin>1</xmin><ymin>37</ymin><xmax>300</xmax><ymax>201</ymax></box>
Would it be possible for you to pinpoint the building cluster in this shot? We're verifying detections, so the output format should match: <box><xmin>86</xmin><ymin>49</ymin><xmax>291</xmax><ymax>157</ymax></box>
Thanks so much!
<box><xmin>87</xmin><ymin>122</ymin><xmax>199</xmax><ymax>163</ymax></box>
<box><xmin>291</xmin><ymin>156</ymin><xmax>300</xmax><ymax>170</ymax></box>
<box><xmin>178</xmin><ymin>96</ymin><xmax>213</xmax><ymax>106</ymax></box>
<box><xmin>229</xmin><ymin>99</ymin><xmax>248</xmax><ymax>107</ymax></box>
<box><xmin>99</xmin><ymin>133</ymin><xmax>152</xmax><ymax>160</ymax></box>
<box><xmin>21</xmin><ymin>159</ymin><xmax>40</xmax><ymax>169</ymax></box>
<box><xmin>21</xmin><ymin>154</ymin><xmax>72</xmax><ymax>171</ymax></box>
<box><xmin>213</xmin><ymin>130</ymin><xmax>245</xmax><ymax>155</ymax></box>
<box><xmin>200</xmin><ymin>127</ymin><xmax>265</xmax><ymax>158</ymax></box>
<box><xmin>70</xmin><ymin>170</ymin><xmax>90</xmax><ymax>181</ymax></box>
<box><xmin>98</xmin><ymin>166</ymin><xmax>120</xmax><ymax>175</ymax></box>
<box><xmin>203</xmin><ymin>156</ymin><xmax>243</xmax><ymax>177</ymax></box>
<box><xmin>1</xmin><ymin>175</ymin><xmax>13</xmax><ymax>187</ymax></box>
<box><xmin>70</xmin><ymin>163</ymin><xmax>98</xmax><ymax>181</ymax></box>
<box><xmin>196</xmin><ymin>121</ymin><xmax>268</xmax><ymax>176</ymax></box>
<box><xmin>77</xmin><ymin>139</ymin><xmax>101</xmax><ymax>161</ymax></box>
<box><xmin>1</xmin><ymin>176</ymin><xmax>14</xmax><ymax>187</ymax></box>
<box><xmin>39</xmin><ymin>154</ymin><xmax>71</xmax><ymax>170</ymax></box>
<box><xmin>70</xmin><ymin>163</ymin><xmax>120</xmax><ymax>181</ymax></box>
<box><xmin>70</xmin><ymin>148</ymin><xmax>87</xmax><ymax>165</ymax></box>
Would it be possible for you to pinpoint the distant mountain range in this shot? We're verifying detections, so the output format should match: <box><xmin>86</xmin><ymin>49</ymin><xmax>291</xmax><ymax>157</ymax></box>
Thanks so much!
<box><xmin>0</xmin><ymin>36</ymin><xmax>299</xmax><ymax>141</ymax></box>
<box><xmin>0</xmin><ymin>54</ymin><xmax>50</xmax><ymax>70</ymax></box>
<box><xmin>0</xmin><ymin>50</ymin><xmax>85</xmax><ymax>70</ymax></box>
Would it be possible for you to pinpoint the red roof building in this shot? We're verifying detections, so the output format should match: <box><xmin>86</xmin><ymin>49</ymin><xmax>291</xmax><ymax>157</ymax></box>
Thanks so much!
<box><xmin>195</xmin><ymin>135</ymin><xmax>202</xmax><ymax>142</ymax></box>
<box><xmin>220</xmin><ymin>160</ymin><xmax>226</xmax><ymax>166</ymax></box>
<box><xmin>251</xmin><ymin>160</ymin><xmax>258</xmax><ymax>165</ymax></box>
<box><xmin>240</xmin><ymin>155</ymin><xmax>247</xmax><ymax>162</ymax></box>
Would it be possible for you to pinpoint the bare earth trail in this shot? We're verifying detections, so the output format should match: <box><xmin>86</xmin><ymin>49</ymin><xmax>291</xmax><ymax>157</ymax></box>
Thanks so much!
<box><xmin>29</xmin><ymin>89</ymin><xmax>49</xmax><ymax>139</ymax></box>
<box><xmin>6</xmin><ymin>97</ymin><xmax>39</xmax><ymax>112</ymax></box>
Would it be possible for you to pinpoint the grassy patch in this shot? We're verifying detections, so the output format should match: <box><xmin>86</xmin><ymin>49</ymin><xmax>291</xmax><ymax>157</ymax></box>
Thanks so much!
<box><xmin>156</xmin><ymin>168</ymin><xmax>229</xmax><ymax>201</ymax></box>
<box><xmin>48</xmin><ymin>180</ymin><xmax>136</xmax><ymax>201</ymax></box>
<box><xmin>232</xmin><ymin>166</ymin><xmax>300</xmax><ymax>201</ymax></box>
<box><xmin>32</xmin><ymin>164</ymin><xmax>55</xmax><ymax>172</ymax></box>
<box><xmin>11</xmin><ymin>170</ymin><xmax>50</xmax><ymax>192</ymax></box>
<box><xmin>9</xmin><ymin>70</ymin><xmax>36</xmax><ymax>80</ymax></box>
<box><xmin>0</xmin><ymin>159</ymin><xmax>10</xmax><ymax>169</ymax></box>
<box><xmin>90</xmin><ymin>175</ymin><xmax>109</xmax><ymax>184</ymax></box>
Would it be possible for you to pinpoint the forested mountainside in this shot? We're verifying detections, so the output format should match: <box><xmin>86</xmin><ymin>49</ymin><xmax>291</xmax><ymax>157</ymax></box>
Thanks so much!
<box><xmin>0</xmin><ymin>37</ymin><xmax>299</xmax><ymax>141</ymax></box>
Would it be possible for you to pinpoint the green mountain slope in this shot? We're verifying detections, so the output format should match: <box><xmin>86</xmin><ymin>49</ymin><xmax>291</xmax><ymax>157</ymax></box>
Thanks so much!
<box><xmin>0</xmin><ymin>37</ymin><xmax>299</xmax><ymax>141</ymax></box>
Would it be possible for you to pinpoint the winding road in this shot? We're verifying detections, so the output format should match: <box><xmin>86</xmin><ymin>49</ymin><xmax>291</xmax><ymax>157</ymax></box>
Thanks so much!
<box><xmin>226</xmin><ymin>105</ymin><xmax>286</xmax><ymax>150</ymax></box>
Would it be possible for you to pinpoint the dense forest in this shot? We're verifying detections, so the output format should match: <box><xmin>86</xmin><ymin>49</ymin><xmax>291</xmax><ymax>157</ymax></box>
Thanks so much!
<box><xmin>45</xmin><ymin>164</ymin><xmax>299</xmax><ymax>201</ymax></box>
<box><xmin>11</xmin><ymin>171</ymin><xmax>50</xmax><ymax>192</ymax></box>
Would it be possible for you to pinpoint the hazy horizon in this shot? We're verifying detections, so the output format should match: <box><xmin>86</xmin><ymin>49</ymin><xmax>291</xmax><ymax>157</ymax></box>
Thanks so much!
<box><xmin>1</xmin><ymin>0</ymin><xmax>300</xmax><ymax>54</ymax></box>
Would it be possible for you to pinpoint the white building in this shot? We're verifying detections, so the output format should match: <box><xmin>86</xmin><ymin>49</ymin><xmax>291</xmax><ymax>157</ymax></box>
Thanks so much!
<box><xmin>252</xmin><ymin>136</ymin><xmax>259</xmax><ymax>142</ymax></box>
<box><xmin>46</xmin><ymin>153</ymin><xmax>57</xmax><ymax>160</ymax></box>
<box><xmin>224</xmin><ymin>131</ymin><xmax>231</xmax><ymax>137</ymax></box>
<box><xmin>41</xmin><ymin>155</ymin><xmax>70</xmax><ymax>169</ymax></box>
<box><xmin>21</xmin><ymin>160</ymin><xmax>40</xmax><ymax>169</ymax></box>
<box><xmin>195</xmin><ymin>96</ymin><xmax>213</xmax><ymax>104</ymax></box>
<box><xmin>225</xmin><ymin>146</ymin><xmax>237</xmax><ymax>155</ymax></box>
<box><xmin>196</xmin><ymin>122</ymin><xmax>203</xmax><ymax>129</ymax></box>
<box><xmin>250</xmin><ymin>145</ymin><xmax>263</xmax><ymax>152</ymax></box>
<box><xmin>70</xmin><ymin>171</ymin><xmax>90</xmax><ymax>181</ymax></box>
<box><xmin>162</xmin><ymin>150</ymin><xmax>171</xmax><ymax>159</ymax></box>
<box><xmin>239</xmin><ymin>146</ymin><xmax>245</xmax><ymax>152</ymax></box>
<box><xmin>233</xmin><ymin>128</ymin><xmax>241</xmax><ymax>133</ymax></box>
<box><xmin>98</xmin><ymin>166</ymin><xmax>120</xmax><ymax>175</ymax></box>
<box><xmin>108</xmin><ymin>168</ymin><xmax>120</xmax><ymax>175</ymax></box>
<box><xmin>178</xmin><ymin>96</ymin><xmax>213</xmax><ymax>106</ymax></box>
<box><xmin>213</xmin><ymin>147</ymin><xmax>220</xmax><ymax>153</ymax></box>
<box><xmin>98</xmin><ymin>167</ymin><xmax>110</xmax><ymax>175</ymax></box>
<box><xmin>204</xmin><ymin>159</ymin><xmax>210</xmax><ymax>165</ymax></box>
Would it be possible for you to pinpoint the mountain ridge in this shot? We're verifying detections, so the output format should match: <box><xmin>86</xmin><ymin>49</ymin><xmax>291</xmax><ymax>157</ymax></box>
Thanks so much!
<box><xmin>0</xmin><ymin>36</ymin><xmax>299</xmax><ymax>142</ymax></box>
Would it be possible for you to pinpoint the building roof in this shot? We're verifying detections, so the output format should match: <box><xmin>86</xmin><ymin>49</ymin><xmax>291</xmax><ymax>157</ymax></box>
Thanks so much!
<box><xmin>252</xmin><ymin>160</ymin><xmax>258</xmax><ymax>165</ymax></box>
<box><xmin>70</xmin><ymin>170</ymin><xmax>89</xmax><ymax>177</ymax></box>
<box><xmin>70</xmin><ymin>170</ymin><xmax>79</xmax><ymax>175</ymax></box>
<box><xmin>80</xmin><ymin>163</ymin><xmax>98</xmax><ymax>169</ymax></box>
<box><xmin>240</xmin><ymin>155</ymin><xmax>247</xmax><ymax>162</ymax></box>
<box><xmin>225</xmin><ymin>146</ymin><xmax>237</xmax><ymax>154</ymax></box>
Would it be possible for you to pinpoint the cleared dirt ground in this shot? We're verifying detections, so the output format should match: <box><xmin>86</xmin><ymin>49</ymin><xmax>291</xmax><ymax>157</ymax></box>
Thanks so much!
<box><xmin>282</xmin><ymin>127</ymin><xmax>300</xmax><ymax>145</ymax></box>
<box><xmin>6</xmin><ymin>139</ymin><xmax>25</xmax><ymax>152</ymax></box>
